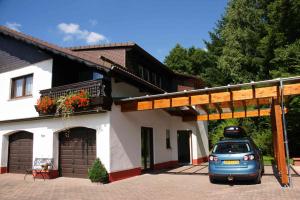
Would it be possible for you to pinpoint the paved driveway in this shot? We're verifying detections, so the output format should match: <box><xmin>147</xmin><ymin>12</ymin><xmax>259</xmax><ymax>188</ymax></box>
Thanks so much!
<box><xmin>0</xmin><ymin>165</ymin><xmax>299</xmax><ymax>200</ymax></box>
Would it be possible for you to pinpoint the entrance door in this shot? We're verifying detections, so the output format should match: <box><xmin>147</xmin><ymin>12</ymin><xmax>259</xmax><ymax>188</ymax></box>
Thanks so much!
<box><xmin>59</xmin><ymin>128</ymin><xmax>96</xmax><ymax>178</ymax></box>
<box><xmin>141</xmin><ymin>127</ymin><xmax>154</xmax><ymax>171</ymax></box>
<box><xmin>177</xmin><ymin>130</ymin><xmax>191</xmax><ymax>164</ymax></box>
<box><xmin>8</xmin><ymin>131</ymin><xmax>33</xmax><ymax>173</ymax></box>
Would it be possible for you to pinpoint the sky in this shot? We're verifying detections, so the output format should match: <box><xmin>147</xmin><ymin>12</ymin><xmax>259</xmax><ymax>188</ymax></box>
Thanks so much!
<box><xmin>0</xmin><ymin>0</ymin><xmax>228</xmax><ymax>61</ymax></box>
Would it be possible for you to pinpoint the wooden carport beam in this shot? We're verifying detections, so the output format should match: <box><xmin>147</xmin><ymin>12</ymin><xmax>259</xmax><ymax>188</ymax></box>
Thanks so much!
<box><xmin>182</xmin><ymin>108</ymin><xmax>287</xmax><ymax>121</ymax></box>
<box><xmin>184</xmin><ymin>109</ymin><xmax>271</xmax><ymax>121</ymax></box>
<box><xmin>121</xmin><ymin>97</ymin><xmax>272</xmax><ymax>112</ymax></box>
<box><xmin>120</xmin><ymin>83</ymin><xmax>300</xmax><ymax>112</ymax></box>
<box><xmin>271</xmin><ymin>100</ymin><xmax>289</xmax><ymax>186</ymax></box>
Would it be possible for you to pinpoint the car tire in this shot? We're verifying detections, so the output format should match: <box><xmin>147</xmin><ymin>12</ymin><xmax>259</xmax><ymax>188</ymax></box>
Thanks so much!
<box><xmin>209</xmin><ymin>176</ymin><xmax>216</xmax><ymax>184</ymax></box>
<box><xmin>254</xmin><ymin>173</ymin><xmax>261</xmax><ymax>184</ymax></box>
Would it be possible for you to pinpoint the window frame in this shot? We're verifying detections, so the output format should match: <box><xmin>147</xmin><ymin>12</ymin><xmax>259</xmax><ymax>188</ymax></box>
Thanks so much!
<box><xmin>11</xmin><ymin>74</ymin><xmax>33</xmax><ymax>99</ymax></box>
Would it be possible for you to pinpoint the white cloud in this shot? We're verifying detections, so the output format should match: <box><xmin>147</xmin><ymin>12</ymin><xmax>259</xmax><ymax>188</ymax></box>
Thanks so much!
<box><xmin>57</xmin><ymin>22</ymin><xmax>107</xmax><ymax>44</ymax></box>
<box><xmin>58</xmin><ymin>23</ymin><xmax>79</xmax><ymax>34</ymax></box>
<box><xmin>5</xmin><ymin>22</ymin><xmax>22</xmax><ymax>32</ymax></box>
<box><xmin>86</xmin><ymin>32</ymin><xmax>105</xmax><ymax>43</ymax></box>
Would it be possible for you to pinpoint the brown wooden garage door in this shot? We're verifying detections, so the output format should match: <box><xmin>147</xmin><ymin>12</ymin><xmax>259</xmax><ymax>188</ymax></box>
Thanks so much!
<box><xmin>59</xmin><ymin>128</ymin><xmax>96</xmax><ymax>178</ymax></box>
<box><xmin>8</xmin><ymin>131</ymin><xmax>33</xmax><ymax>173</ymax></box>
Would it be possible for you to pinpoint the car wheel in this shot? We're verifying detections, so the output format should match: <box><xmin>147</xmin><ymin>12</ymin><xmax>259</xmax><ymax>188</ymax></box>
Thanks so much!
<box><xmin>209</xmin><ymin>176</ymin><xmax>216</xmax><ymax>184</ymax></box>
<box><xmin>254</xmin><ymin>173</ymin><xmax>261</xmax><ymax>184</ymax></box>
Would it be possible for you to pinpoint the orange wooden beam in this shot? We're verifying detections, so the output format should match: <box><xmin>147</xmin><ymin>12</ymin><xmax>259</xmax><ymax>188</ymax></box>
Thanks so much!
<box><xmin>154</xmin><ymin>99</ymin><xmax>171</xmax><ymax>109</ymax></box>
<box><xmin>183</xmin><ymin>109</ymin><xmax>273</xmax><ymax>121</ymax></box>
<box><xmin>283</xmin><ymin>83</ymin><xmax>300</xmax><ymax>95</ymax></box>
<box><xmin>271</xmin><ymin>101</ymin><xmax>289</xmax><ymax>186</ymax></box>
<box><xmin>120</xmin><ymin>83</ymin><xmax>300</xmax><ymax>112</ymax></box>
<box><xmin>171</xmin><ymin>97</ymin><xmax>190</xmax><ymax>107</ymax></box>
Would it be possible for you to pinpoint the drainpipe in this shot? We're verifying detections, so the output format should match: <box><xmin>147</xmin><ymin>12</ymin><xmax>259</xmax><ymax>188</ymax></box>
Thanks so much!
<box><xmin>280</xmin><ymin>79</ymin><xmax>292</xmax><ymax>187</ymax></box>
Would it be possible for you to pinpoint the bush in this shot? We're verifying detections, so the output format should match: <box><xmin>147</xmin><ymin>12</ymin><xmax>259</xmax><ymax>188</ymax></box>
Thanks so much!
<box><xmin>88</xmin><ymin>158</ymin><xmax>109</xmax><ymax>183</ymax></box>
<box><xmin>209</xmin><ymin>119</ymin><xmax>239</xmax><ymax>148</ymax></box>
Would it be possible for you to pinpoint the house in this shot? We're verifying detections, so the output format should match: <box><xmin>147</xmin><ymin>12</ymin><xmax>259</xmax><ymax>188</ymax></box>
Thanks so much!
<box><xmin>0</xmin><ymin>26</ymin><xmax>209</xmax><ymax>181</ymax></box>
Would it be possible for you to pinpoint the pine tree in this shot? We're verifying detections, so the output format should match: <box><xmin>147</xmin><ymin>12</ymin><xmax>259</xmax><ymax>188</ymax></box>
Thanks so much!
<box><xmin>88</xmin><ymin>158</ymin><xmax>109</xmax><ymax>183</ymax></box>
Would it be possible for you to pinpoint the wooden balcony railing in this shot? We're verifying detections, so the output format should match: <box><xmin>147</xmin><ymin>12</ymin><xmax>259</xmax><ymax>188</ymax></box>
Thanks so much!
<box><xmin>39</xmin><ymin>79</ymin><xmax>112</xmax><ymax>112</ymax></box>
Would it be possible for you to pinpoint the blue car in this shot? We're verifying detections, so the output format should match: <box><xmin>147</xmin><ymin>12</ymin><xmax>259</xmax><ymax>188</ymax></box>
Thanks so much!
<box><xmin>209</xmin><ymin>127</ymin><xmax>264</xmax><ymax>184</ymax></box>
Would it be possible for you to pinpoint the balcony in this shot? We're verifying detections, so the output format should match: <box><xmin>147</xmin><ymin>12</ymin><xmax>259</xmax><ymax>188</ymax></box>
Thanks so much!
<box><xmin>37</xmin><ymin>79</ymin><xmax>112</xmax><ymax>116</ymax></box>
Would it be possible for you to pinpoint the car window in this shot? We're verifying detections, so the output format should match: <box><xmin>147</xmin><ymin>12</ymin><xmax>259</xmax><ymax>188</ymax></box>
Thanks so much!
<box><xmin>213</xmin><ymin>142</ymin><xmax>251</xmax><ymax>154</ymax></box>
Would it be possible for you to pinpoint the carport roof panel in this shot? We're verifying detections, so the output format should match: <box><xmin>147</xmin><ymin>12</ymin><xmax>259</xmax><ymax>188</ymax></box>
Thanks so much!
<box><xmin>117</xmin><ymin>76</ymin><xmax>300</xmax><ymax>120</ymax></box>
<box><xmin>118</xmin><ymin>76</ymin><xmax>300</xmax><ymax>103</ymax></box>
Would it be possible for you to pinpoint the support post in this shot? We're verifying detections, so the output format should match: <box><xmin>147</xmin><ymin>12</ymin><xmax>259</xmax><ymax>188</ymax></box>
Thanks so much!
<box><xmin>271</xmin><ymin>100</ymin><xmax>288</xmax><ymax>186</ymax></box>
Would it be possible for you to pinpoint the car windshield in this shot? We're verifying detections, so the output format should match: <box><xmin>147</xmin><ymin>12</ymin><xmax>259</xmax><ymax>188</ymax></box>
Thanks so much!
<box><xmin>213</xmin><ymin>142</ymin><xmax>251</xmax><ymax>154</ymax></box>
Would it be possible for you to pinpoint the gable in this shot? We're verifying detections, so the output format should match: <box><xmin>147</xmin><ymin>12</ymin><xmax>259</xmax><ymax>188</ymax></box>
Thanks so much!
<box><xmin>0</xmin><ymin>34</ymin><xmax>51</xmax><ymax>73</ymax></box>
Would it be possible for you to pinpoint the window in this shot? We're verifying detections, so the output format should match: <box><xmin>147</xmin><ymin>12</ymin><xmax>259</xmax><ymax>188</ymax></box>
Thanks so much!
<box><xmin>11</xmin><ymin>74</ymin><xmax>33</xmax><ymax>98</ymax></box>
<box><xmin>138</xmin><ymin>65</ymin><xmax>144</xmax><ymax>78</ymax></box>
<box><xmin>151</xmin><ymin>72</ymin><xmax>156</xmax><ymax>84</ymax></box>
<box><xmin>213</xmin><ymin>142</ymin><xmax>251</xmax><ymax>154</ymax></box>
<box><xmin>166</xmin><ymin>129</ymin><xmax>171</xmax><ymax>149</ymax></box>
<box><xmin>158</xmin><ymin>76</ymin><xmax>162</xmax><ymax>88</ymax></box>
<box><xmin>144</xmin><ymin>68</ymin><xmax>150</xmax><ymax>81</ymax></box>
<box><xmin>92</xmin><ymin>71</ymin><xmax>103</xmax><ymax>80</ymax></box>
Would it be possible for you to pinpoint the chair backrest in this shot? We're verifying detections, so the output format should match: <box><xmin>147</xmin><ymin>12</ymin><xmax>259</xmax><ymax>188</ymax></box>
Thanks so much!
<box><xmin>33</xmin><ymin>158</ymin><xmax>55</xmax><ymax>170</ymax></box>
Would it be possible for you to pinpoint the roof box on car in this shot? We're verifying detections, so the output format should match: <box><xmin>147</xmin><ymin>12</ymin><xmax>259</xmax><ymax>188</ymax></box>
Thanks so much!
<box><xmin>224</xmin><ymin>126</ymin><xmax>246</xmax><ymax>138</ymax></box>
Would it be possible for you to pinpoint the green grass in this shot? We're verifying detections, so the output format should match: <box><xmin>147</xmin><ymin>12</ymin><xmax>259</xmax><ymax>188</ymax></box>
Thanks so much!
<box><xmin>263</xmin><ymin>156</ymin><xmax>293</xmax><ymax>166</ymax></box>
<box><xmin>263</xmin><ymin>156</ymin><xmax>274</xmax><ymax>165</ymax></box>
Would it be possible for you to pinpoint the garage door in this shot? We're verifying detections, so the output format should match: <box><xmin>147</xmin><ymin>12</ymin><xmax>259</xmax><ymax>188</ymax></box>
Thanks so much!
<box><xmin>59</xmin><ymin>128</ymin><xmax>96</xmax><ymax>178</ymax></box>
<box><xmin>8</xmin><ymin>131</ymin><xmax>33</xmax><ymax>173</ymax></box>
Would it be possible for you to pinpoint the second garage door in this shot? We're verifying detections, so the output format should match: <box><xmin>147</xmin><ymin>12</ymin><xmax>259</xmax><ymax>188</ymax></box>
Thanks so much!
<box><xmin>59</xmin><ymin>127</ymin><xmax>96</xmax><ymax>178</ymax></box>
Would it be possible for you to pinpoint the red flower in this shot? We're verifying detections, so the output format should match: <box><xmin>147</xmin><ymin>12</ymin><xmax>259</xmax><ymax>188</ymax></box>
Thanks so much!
<box><xmin>63</xmin><ymin>90</ymin><xmax>90</xmax><ymax>112</ymax></box>
<box><xmin>36</xmin><ymin>96</ymin><xmax>55</xmax><ymax>114</ymax></box>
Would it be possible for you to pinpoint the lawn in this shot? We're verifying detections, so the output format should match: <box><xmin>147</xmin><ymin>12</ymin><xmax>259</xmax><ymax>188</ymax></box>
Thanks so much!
<box><xmin>263</xmin><ymin>156</ymin><xmax>293</xmax><ymax>165</ymax></box>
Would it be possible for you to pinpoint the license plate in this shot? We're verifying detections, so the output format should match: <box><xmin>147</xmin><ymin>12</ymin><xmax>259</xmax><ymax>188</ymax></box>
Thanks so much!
<box><xmin>223</xmin><ymin>160</ymin><xmax>240</xmax><ymax>165</ymax></box>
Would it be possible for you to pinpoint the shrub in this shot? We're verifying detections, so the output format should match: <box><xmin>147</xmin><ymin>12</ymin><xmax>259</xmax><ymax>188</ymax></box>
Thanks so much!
<box><xmin>88</xmin><ymin>158</ymin><xmax>109</xmax><ymax>183</ymax></box>
<box><xmin>209</xmin><ymin>119</ymin><xmax>239</xmax><ymax>148</ymax></box>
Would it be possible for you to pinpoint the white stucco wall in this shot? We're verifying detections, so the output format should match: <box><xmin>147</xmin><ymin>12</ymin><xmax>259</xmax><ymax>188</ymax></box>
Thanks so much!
<box><xmin>111</xmin><ymin>78</ymin><xmax>147</xmax><ymax>98</ymax></box>
<box><xmin>0</xmin><ymin>59</ymin><xmax>53</xmax><ymax>121</ymax></box>
<box><xmin>0</xmin><ymin>113</ymin><xmax>110</xmax><ymax>171</ymax></box>
<box><xmin>109</xmin><ymin>104</ymin><xmax>209</xmax><ymax>173</ymax></box>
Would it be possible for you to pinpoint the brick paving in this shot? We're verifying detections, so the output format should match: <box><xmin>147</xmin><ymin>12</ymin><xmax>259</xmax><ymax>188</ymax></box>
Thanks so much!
<box><xmin>0</xmin><ymin>165</ymin><xmax>299</xmax><ymax>200</ymax></box>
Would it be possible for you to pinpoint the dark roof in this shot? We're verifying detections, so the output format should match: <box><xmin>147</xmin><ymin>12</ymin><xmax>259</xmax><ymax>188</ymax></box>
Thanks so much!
<box><xmin>0</xmin><ymin>26</ymin><xmax>165</xmax><ymax>93</ymax></box>
<box><xmin>0</xmin><ymin>26</ymin><xmax>113</xmax><ymax>71</ymax></box>
<box><xmin>68</xmin><ymin>42</ymin><xmax>136</xmax><ymax>51</ymax></box>
<box><xmin>69</xmin><ymin>42</ymin><xmax>205</xmax><ymax>87</ymax></box>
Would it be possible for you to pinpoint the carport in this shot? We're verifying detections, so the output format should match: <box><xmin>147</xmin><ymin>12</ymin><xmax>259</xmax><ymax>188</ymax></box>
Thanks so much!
<box><xmin>117</xmin><ymin>76</ymin><xmax>300</xmax><ymax>186</ymax></box>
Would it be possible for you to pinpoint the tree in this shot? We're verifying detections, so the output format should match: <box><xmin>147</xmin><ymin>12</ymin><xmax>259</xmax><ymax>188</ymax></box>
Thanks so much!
<box><xmin>164</xmin><ymin>44</ymin><xmax>191</xmax><ymax>73</ymax></box>
<box><xmin>88</xmin><ymin>158</ymin><xmax>109</xmax><ymax>183</ymax></box>
<box><xmin>164</xmin><ymin>45</ymin><xmax>219</xmax><ymax>86</ymax></box>
<box><xmin>164</xmin><ymin>0</ymin><xmax>300</xmax><ymax>156</ymax></box>
<box><xmin>270</xmin><ymin>39</ymin><xmax>300</xmax><ymax>77</ymax></box>
<box><xmin>217</xmin><ymin>0</ymin><xmax>266</xmax><ymax>84</ymax></box>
